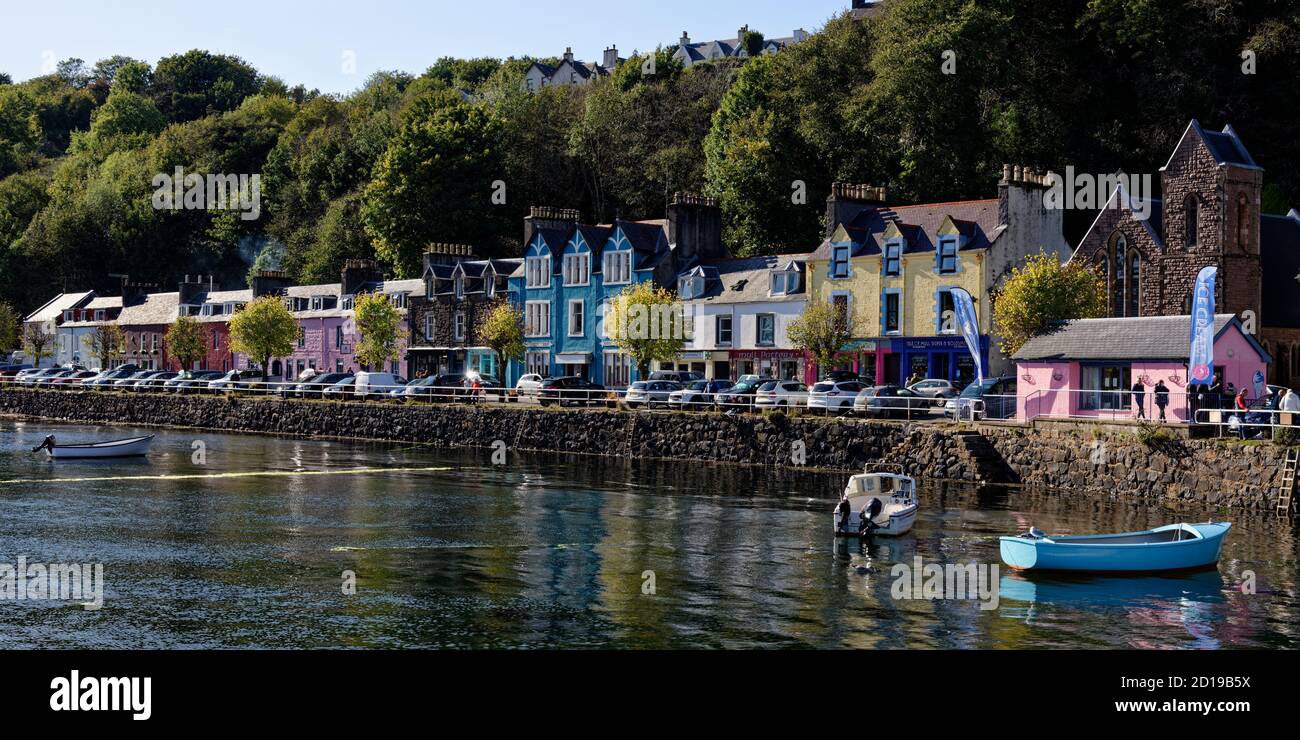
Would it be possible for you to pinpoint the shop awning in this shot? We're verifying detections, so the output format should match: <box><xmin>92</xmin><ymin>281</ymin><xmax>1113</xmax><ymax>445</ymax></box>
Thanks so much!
<box><xmin>555</xmin><ymin>353</ymin><xmax>592</xmax><ymax>364</ymax></box>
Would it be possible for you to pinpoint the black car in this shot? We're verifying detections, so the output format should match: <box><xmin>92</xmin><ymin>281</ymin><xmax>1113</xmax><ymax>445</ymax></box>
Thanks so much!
<box><xmin>538</xmin><ymin>376</ymin><xmax>606</xmax><ymax>407</ymax></box>
<box><xmin>824</xmin><ymin>369</ymin><xmax>872</xmax><ymax>383</ymax></box>
<box><xmin>649</xmin><ymin>370</ymin><xmax>704</xmax><ymax>383</ymax></box>
<box><xmin>291</xmin><ymin>372</ymin><xmax>353</xmax><ymax>399</ymax></box>
<box><xmin>715</xmin><ymin>378</ymin><xmax>765</xmax><ymax>412</ymax></box>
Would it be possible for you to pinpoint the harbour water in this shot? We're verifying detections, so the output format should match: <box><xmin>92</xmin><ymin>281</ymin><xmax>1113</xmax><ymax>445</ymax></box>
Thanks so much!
<box><xmin>1</xmin><ymin>420</ymin><xmax>1296</xmax><ymax>649</ymax></box>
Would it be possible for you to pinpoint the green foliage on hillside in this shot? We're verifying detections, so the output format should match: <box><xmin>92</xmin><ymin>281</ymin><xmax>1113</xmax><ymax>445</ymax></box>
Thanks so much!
<box><xmin>0</xmin><ymin>1</ymin><xmax>1298</xmax><ymax>314</ymax></box>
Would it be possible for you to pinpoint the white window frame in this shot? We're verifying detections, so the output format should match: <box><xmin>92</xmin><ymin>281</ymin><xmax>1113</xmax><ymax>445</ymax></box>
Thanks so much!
<box><xmin>567</xmin><ymin>299</ymin><xmax>585</xmax><ymax>337</ymax></box>
<box><xmin>525</xmin><ymin>301</ymin><xmax>550</xmax><ymax>338</ymax></box>
<box><xmin>454</xmin><ymin>311</ymin><xmax>466</xmax><ymax>342</ymax></box>
<box><xmin>563</xmin><ymin>253</ymin><xmax>590</xmax><ymax>287</ymax></box>
<box><xmin>526</xmin><ymin>256</ymin><xmax>551</xmax><ymax>288</ymax></box>
<box><xmin>603</xmin><ymin>251</ymin><xmax>631</xmax><ymax>285</ymax></box>
<box><xmin>424</xmin><ymin>315</ymin><xmax>435</xmax><ymax>341</ymax></box>
<box><xmin>756</xmin><ymin>313</ymin><xmax>776</xmax><ymax>347</ymax></box>
<box><xmin>716</xmin><ymin>314</ymin><xmax>733</xmax><ymax>346</ymax></box>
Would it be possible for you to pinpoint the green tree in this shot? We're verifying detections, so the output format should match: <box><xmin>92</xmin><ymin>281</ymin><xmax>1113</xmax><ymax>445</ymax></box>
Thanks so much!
<box><xmin>22</xmin><ymin>323</ymin><xmax>53</xmax><ymax>366</ymax></box>
<box><xmin>788</xmin><ymin>298</ymin><xmax>860</xmax><ymax>379</ymax></box>
<box><xmin>604</xmin><ymin>283</ymin><xmax>687</xmax><ymax>377</ymax></box>
<box><xmin>150</xmin><ymin>49</ymin><xmax>262</xmax><ymax>123</ymax></box>
<box><xmin>478</xmin><ymin>300</ymin><xmax>524</xmax><ymax>377</ymax></box>
<box><xmin>353</xmin><ymin>291</ymin><xmax>402</xmax><ymax>371</ymax></box>
<box><xmin>362</xmin><ymin>91</ymin><xmax>507</xmax><ymax>276</ymax></box>
<box><xmin>84</xmin><ymin>323</ymin><xmax>126</xmax><ymax>369</ymax></box>
<box><xmin>165</xmin><ymin>315</ymin><xmax>207</xmax><ymax>370</ymax></box>
<box><xmin>992</xmin><ymin>251</ymin><xmax>1107</xmax><ymax>356</ymax></box>
<box><xmin>228</xmin><ymin>296</ymin><xmax>299</xmax><ymax>381</ymax></box>
<box><xmin>0</xmin><ymin>301</ymin><xmax>18</xmax><ymax>357</ymax></box>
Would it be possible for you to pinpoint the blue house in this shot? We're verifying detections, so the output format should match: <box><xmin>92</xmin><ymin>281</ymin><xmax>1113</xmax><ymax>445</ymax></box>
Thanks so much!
<box><xmin>506</xmin><ymin>196</ymin><xmax>727</xmax><ymax>388</ymax></box>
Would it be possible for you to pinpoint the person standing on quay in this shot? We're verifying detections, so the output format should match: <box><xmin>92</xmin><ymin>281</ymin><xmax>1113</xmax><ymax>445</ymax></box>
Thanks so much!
<box><xmin>1282</xmin><ymin>387</ymin><xmax>1300</xmax><ymax>413</ymax></box>
<box><xmin>1153</xmin><ymin>380</ymin><xmax>1170</xmax><ymax>423</ymax></box>
<box><xmin>1131</xmin><ymin>378</ymin><xmax>1147</xmax><ymax>420</ymax></box>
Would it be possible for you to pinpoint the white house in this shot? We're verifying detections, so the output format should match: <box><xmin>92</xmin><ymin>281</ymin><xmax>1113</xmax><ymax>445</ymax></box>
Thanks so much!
<box><xmin>673</xmin><ymin>26</ymin><xmax>809</xmax><ymax>68</ymax></box>
<box><xmin>522</xmin><ymin>47</ymin><xmax>619</xmax><ymax>92</ymax></box>
<box><xmin>21</xmin><ymin>290</ymin><xmax>94</xmax><ymax>367</ymax></box>
<box><xmin>56</xmin><ymin>295</ymin><xmax>124</xmax><ymax>369</ymax></box>
<box><xmin>668</xmin><ymin>256</ymin><xmax>808</xmax><ymax>381</ymax></box>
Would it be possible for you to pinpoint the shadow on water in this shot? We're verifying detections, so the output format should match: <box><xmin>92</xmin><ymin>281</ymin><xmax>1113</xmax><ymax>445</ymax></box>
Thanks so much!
<box><xmin>0</xmin><ymin>420</ymin><xmax>1297</xmax><ymax>649</ymax></box>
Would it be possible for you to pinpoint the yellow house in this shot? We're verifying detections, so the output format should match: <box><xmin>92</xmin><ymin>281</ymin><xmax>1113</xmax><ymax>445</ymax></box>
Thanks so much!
<box><xmin>806</xmin><ymin>173</ymin><xmax>1068</xmax><ymax>385</ymax></box>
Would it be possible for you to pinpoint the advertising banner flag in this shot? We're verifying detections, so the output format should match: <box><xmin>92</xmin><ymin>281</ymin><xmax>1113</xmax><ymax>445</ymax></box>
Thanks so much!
<box><xmin>1188</xmin><ymin>266</ymin><xmax>1218</xmax><ymax>385</ymax></box>
<box><xmin>950</xmin><ymin>288</ymin><xmax>984</xmax><ymax>386</ymax></box>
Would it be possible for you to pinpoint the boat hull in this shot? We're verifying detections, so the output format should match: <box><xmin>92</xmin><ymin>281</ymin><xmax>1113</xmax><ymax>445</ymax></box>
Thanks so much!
<box><xmin>832</xmin><ymin>504</ymin><xmax>918</xmax><ymax>538</ymax></box>
<box><xmin>999</xmin><ymin>523</ymin><xmax>1231</xmax><ymax>573</ymax></box>
<box><xmin>43</xmin><ymin>435</ymin><xmax>154</xmax><ymax>459</ymax></box>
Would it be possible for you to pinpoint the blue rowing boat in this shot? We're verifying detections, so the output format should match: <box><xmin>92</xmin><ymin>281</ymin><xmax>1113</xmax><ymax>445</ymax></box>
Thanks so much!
<box><xmin>999</xmin><ymin>522</ymin><xmax>1231</xmax><ymax>573</ymax></box>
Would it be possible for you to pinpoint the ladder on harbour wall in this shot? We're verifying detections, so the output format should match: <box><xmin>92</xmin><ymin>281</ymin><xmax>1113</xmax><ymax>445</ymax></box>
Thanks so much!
<box><xmin>1279</xmin><ymin>449</ymin><xmax>1298</xmax><ymax>516</ymax></box>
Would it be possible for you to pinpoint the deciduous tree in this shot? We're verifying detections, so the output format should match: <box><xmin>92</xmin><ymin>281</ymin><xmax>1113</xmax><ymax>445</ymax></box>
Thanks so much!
<box><xmin>22</xmin><ymin>323</ymin><xmax>53</xmax><ymax>366</ymax></box>
<box><xmin>353</xmin><ymin>291</ymin><xmax>402</xmax><ymax>371</ymax></box>
<box><xmin>84</xmin><ymin>323</ymin><xmax>126</xmax><ymax>369</ymax></box>
<box><xmin>228</xmin><ymin>296</ymin><xmax>298</xmax><ymax>381</ymax></box>
<box><xmin>788</xmin><ymin>298</ymin><xmax>859</xmax><ymax>380</ymax></box>
<box><xmin>165</xmin><ymin>315</ymin><xmax>207</xmax><ymax>371</ymax></box>
<box><xmin>992</xmin><ymin>251</ymin><xmax>1107</xmax><ymax>356</ymax></box>
<box><xmin>604</xmin><ymin>283</ymin><xmax>687</xmax><ymax>377</ymax></box>
<box><xmin>478</xmin><ymin>300</ymin><xmax>524</xmax><ymax>377</ymax></box>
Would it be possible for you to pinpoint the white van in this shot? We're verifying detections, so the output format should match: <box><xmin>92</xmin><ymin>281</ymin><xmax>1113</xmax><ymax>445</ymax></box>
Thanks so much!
<box><xmin>353</xmin><ymin>371</ymin><xmax>406</xmax><ymax>401</ymax></box>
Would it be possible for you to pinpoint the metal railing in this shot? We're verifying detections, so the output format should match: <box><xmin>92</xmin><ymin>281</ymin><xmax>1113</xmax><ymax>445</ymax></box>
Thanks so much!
<box><xmin>1193</xmin><ymin>407</ymin><xmax>1300</xmax><ymax>438</ymax></box>
<box><xmin>1023</xmin><ymin>388</ymin><xmax>1198</xmax><ymax>423</ymax></box>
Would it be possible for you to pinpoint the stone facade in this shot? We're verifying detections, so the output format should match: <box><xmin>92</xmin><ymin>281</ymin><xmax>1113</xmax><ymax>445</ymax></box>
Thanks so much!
<box><xmin>3</xmin><ymin>387</ymin><xmax>1292</xmax><ymax>510</ymax></box>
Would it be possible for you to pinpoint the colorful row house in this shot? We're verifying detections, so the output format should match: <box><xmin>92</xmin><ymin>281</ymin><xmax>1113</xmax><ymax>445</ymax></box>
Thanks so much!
<box><xmin>805</xmin><ymin>171</ymin><xmax>1070</xmax><ymax>386</ymax></box>
<box><xmin>505</xmin><ymin>196</ymin><xmax>728</xmax><ymax>387</ymax></box>
<box><xmin>407</xmin><ymin>244</ymin><xmax>521</xmax><ymax>378</ymax></box>
<box><xmin>22</xmin><ymin>290</ymin><xmax>94</xmax><ymax>367</ymax></box>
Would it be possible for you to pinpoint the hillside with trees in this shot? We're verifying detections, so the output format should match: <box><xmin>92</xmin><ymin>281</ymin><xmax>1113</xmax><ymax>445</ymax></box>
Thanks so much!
<box><xmin>1</xmin><ymin>0</ymin><xmax>1297</xmax><ymax>313</ymax></box>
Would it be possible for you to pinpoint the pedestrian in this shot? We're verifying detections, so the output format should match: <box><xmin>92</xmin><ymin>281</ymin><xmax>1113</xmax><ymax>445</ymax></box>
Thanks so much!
<box><xmin>1153</xmin><ymin>380</ymin><xmax>1170</xmax><ymax>422</ymax></box>
<box><xmin>1131</xmin><ymin>378</ymin><xmax>1147</xmax><ymax>420</ymax></box>
<box><xmin>1281</xmin><ymin>387</ymin><xmax>1300</xmax><ymax>413</ymax></box>
<box><xmin>1235</xmin><ymin>387</ymin><xmax>1250</xmax><ymax>412</ymax></box>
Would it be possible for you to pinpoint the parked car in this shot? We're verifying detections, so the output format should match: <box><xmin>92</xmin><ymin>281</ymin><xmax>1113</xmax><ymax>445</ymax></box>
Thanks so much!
<box><xmin>321</xmin><ymin>376</ymin><xmax>356</xmax><ymax>400</ymax></box>
<box><xmin>668</xmin><ymin>379</ymin><xmax>733</xmax><ymax>410</ymax></box>
<box><xmin>207</xmin><ymin>369</ymin><xmax>268</xmax><ymax>393</ymax></box>
<box><xmin>35</xmin><ymin>369</ymin><xmax>76</xmax><ymax>388</ymax></box>
<box><xmin>84</xmin><ymin>366</ymin><xmax>140</xmax><ymax>389</ymax></box>
<box><xmin>823</xmin><ymin>369</ymin><xmax>868</xmax><ymax>383</ymax></box>
<box><xmin>136</xmin><ymin>371</ymin><xmax>179</xmax><ymax>392</ymax></box>
<box><xmin>754</xmin><ymin>380</ymin><xmax>810</xmax><ymax>410</ymax></box>
<box><xmin>51</xmin><ymin>370</ymin><xmax>98</xmax><ymax>388</ymax></box>
<box><xmin>515</xmin><ymin>373</ymin><xmax>546</xmax><ymax>397</ymax></box>
<box><xmin>715</xmin><ymin>378</ymin><xmax>766</xmax><ymax>413</ymax></box>
<box><xmin>165</xmin><ymin>370</ymin><xmax>225</xmax><ymax>394</ymax></box>
<box><xmin>426</xmin><ymin>373</ymin><xmax>467</xmax><ymax>401</ymax></box>
<box><xmin>21</xmin><ymin>368</ymin><xmax>66</xmax><ymax>386</ymax></box>
<box><xmin>649</xmin><ymin>370</ymin><xmax>704</xmax><ymax>383</ymax></box>
<box><xmin>944</xmin><ymin>377</ymin><xmax>1018</xmax><ymax>420</ymax></box>
<box><xmin>353</xmin><ymin>372</ymin><xmax>406</xmax><ymax>401</ymax></box>
<box><xmin>538</xmin><ymin>376</ymin><xmax>607</xmax><ymax>407</ymax></box>
<box><xmin>623</xmin><ymin>380</ymin><xmax>682</xmax><ymax>410</ymax></box>
<box><xmin>854</xmin><ymin>385</ymin><xmax>928</xmax><ymax>418</ymax></box>
<box><xmin>288</xmin><ymin>372</ymin><xmax>353</xmax><ymax>399</ymax></box>
<box><xmin>907</xmin><ymin>378</ymin><xmax>958</xmax><ymax>404</ymax></box>
<box><xmin>808</xmin><ymin>379</ymin><xmax>870</xmax><ymax>415</ymax></box>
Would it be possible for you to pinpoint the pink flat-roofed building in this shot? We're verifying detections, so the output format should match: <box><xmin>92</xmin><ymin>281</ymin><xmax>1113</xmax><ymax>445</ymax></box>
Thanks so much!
<box><xmin>1014</xmin><ymin>314</ymin><xmax>1270</xmax><ymax>422</ymax></box>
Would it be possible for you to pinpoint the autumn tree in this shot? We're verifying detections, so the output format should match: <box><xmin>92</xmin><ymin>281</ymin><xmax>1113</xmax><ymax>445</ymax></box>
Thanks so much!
<box><xmin>228</xmin><ymin>296</ymin><xmax>299</xmax><ymax>382</ymax></box>
<box><xmin>165</xmin><ymin>315</ymin><xmax>207</xmax><ymax>371</ymax></box>
<box><xmin>604</xmin><ymin>283</ymin><xmax>687</xmax><ymax>378</ymax></box>
<box><xmin>352</xmin><ymin>291</ymin><xmax>402</xmax><ymax>371</ymax></box>
<box><xmin>22</xmin><ymin>323</ymin><xmax>53</xmax><ymax>366</ymax></box>
<box><xmin>788</xmin><ymin>298</ymin><xmax>860</xmax><ymax>380</ymax></box>
<box><xmin>478</xmin><ymin>300</ymin><xmax>524</xmax><ymax>378</ymax></box>
<box><xmin>992</xmin><ymin>251</ymin><xmax>1107</xmax><ymax>355</ymax></box>
<box><xmin>84</xmin><ymin>324</ymin><xmax>126</xmax><ymax>369</ymax></box>
<box><xmin>0</xmin><ymin>301</ymin><xmax>18</xmax><ymax>358</ymax></box>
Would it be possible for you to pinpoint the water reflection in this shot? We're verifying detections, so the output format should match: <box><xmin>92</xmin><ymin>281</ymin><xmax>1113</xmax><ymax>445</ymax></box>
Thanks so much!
<box><xmin>0</xmin><ymin>420</ymin><xmax>1297</xmax><ymax>649</ymax></box>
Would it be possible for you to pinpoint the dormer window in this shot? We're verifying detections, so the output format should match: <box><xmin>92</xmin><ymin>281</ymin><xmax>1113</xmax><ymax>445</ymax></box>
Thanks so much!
<box><xmin>937</xmin><ymin>238</ymin><xmax>958</xmax><ymax>274</ymax></box>
<box><xmin>770</xmin><ymin>271</ymin><xmax>797</xmax><ymax>295</ymax></box>
<box><xmin>563</xmin><ymin>253</ymin><xmax>590</xmax><ymax>286</ymax></box>
<box><xmin>678</xmin><ymin>275</ymin><xmax>703</xmax><ymax>299</ymax></box>
<box><xmin>485</xmin><ymin>279</ymin><xmax>495</xmax><ymax>299</ymax></box>
<box><xmin>341</xmin><ymin>296</ymin><xmax>354</xmax><ymax>311</ymax></box>
<box><xmin>884</xmin><ymin>240</ymin><xmax>902</xmax><ymax>277</ymax></box>
<box><xmin>526</xmin><ymin>255</ymin><xmax>550</xmax><ymax>288</ymax></box>
<box><xmin>830</xmin><ymin>245</ymin><xmax>851</xmax><ymax>279</ymax></box>
<box><xmin>389</xmin><ymin>293</ymin><xmax>406</xmax><ymax>309</ymax></box>
<box><xmin>455</xmin><ymin>276</ymin><xmax>464</xmax><ymax>299</ymax></box>
<box><xmin>603</xmin><ymin>251</ymin><xmax>631</xmax><ymax>284</ymax></box>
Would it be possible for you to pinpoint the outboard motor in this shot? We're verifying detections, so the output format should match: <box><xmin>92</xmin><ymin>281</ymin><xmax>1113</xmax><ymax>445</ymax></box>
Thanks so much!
<box><xmin>836</xmin><ymin>498</ymin><xmax>852</xmax><ymax>532</ymax></box>
<box><xmin>32</xmin><ymin>435</ymin><xmax>56</xmax><ymax>453</ymax></box>
<box><xmin>859</xmin><ymin>497</ymin><xmax>883</xmax><ymax>535</ymax></box>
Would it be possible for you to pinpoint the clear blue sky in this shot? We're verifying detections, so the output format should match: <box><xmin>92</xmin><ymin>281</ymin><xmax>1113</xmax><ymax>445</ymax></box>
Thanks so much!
<box><xmin>3</xmin><ymin>0</ymin><xmax>853</xmax><ymax>94</ymax></box>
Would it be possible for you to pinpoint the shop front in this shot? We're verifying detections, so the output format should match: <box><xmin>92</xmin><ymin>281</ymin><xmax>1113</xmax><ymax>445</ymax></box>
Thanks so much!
<box><xmin>888</xmin><ymin>335</ymin><xmax>989</xmax><ymax>387</ymax></box>
<box><xmin>555</xmin><ymin>352</ymin><xmax>593</xmax><ymax>381</ymax></box>
<box><xmin>729</xmin><ymin>349</ymin><xmax>805</xmax><ymax>382</ymax></box>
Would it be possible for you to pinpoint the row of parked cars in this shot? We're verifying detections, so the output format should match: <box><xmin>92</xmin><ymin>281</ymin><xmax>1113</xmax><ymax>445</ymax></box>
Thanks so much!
<box><xmin>513</xmin><ymin>369</ymin><xmax>1018</xmax><ymax>420</ymax></box>
<box><xmin>2</xmin><ymin>365</ymin><xmax>505</xmax><ymax>404</ymax></box>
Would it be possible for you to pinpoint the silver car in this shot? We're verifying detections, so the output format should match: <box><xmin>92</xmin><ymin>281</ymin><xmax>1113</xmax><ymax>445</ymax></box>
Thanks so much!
<box><xmin>624</xmin><ymin>381</ymin><xmax>682</xmax><ymax>410</ymax></box>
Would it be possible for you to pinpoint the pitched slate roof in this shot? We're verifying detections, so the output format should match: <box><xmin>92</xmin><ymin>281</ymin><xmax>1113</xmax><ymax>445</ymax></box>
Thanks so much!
<box><xmin>811</xmin><ymin>199</ymin><xmax>1001</xmax><ymax>260</ymax></box>
<box><xmin>1163</xmin><ymin>120</ymin><xmax>1262</xmax><ymax>171</ymax></box>
<box><xmin>1012</xmin><ymin>314</ymin><xmax>1268</xmax><ymax>362</ymax></box>
<box><xmin>1262</xmin><ymin>211</ymin><xmax>1300</xmax><ymax>328</ymax></box>
<box><xmin>117</xmin><ymin>292</ymin><xmax>180</xmax><ymax>326</ymax></box>
<box><xmin>24</xmin><ymin>291</ymin><xmax>95</xmax><ymax>323</ymax></box>
<box><xmin>681</xmin><ymin>256</ymin><xmax>807</xmax><ymax>305</ymax></box>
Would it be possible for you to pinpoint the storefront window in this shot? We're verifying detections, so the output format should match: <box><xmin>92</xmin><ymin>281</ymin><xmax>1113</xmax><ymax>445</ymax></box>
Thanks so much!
<box><xmin>1080</xmin><ymin>363</ymin><xmax>1131</xmax><ymax>411</ymax></box>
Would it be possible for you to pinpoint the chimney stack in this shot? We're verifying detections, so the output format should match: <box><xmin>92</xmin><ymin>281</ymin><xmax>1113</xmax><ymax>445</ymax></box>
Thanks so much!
<box><xmin>251</xmin><ymin>270</ymin><xmax>294</xmax><ymax>298</ymax></box>
<box><xmin>825</xmin><ymin>182</ymin><xmax>889</xmax><ymax>239</ymax></box>
<box><xmin>523</xmin><ymin>205</ymin><xmax>581</xmax><ymax>249</ymax></box>
<box><xmin>680</xmin><ymin>31</ymin><xmax>691</xmax><ymax>47</ymax></box>
<box><xmin>603</xmin><ymin>46</ymin><xmax>620</xmax><ymax>70</ymax></box>
<box><xmin>178</xmin><ymin>274</ymin><xmax>206</xmax><ymax>306</ymax></box>
<box><xmin>668</xmin><ymin>192</ymin><xmax>726</xmax><ymax>266</ymax></box>
<box><xmin>563</xmin><ymin>47</ymin><xmax>574</xmax><ymax>63</ymax></box>
<box><xmin>341</xmin><ymin>259</ymin><xmax>384</xmax><ymax>296</ymax></box>
<box><xmin>423</xmin><ymin>243</ymin><xmax>477</xmax><ymax>270</ymax></box>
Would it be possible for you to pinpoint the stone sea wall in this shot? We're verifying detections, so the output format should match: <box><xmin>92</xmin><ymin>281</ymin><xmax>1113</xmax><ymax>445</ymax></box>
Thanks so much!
<box><xmin>0</xmin><ymin>388</ymin><xmax>1291</xmax><ymax>510</ymax></box>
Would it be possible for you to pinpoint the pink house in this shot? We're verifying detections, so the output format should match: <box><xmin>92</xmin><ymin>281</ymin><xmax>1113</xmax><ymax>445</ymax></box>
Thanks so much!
<box><xmin>1014</xmin><ymin>314</ymin><xmax>1270</xmax><ymax>422</ymax></box>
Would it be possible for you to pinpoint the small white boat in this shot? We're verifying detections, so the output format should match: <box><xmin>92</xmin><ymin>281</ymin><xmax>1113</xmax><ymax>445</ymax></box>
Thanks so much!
<box><xmin>32</xmin><ymin>434</ymin><xmax>154</xmax><ymax>459</ymax></box>
<box><xmin>833</xmin><ymin>470</ymin><xmax>919</xmax><ymax>537</ymax></box>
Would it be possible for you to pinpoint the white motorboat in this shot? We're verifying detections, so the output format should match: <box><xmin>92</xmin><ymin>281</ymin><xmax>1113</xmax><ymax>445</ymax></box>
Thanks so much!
<box><xmin>32</xmin><ymin>434</ymin><xmax>154</xmax><ymax>459</ymax></box>
<box><xmin>832</xmin><ymin>470</ymin><xmax>919</xmax><ymax>537</ymax></box>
